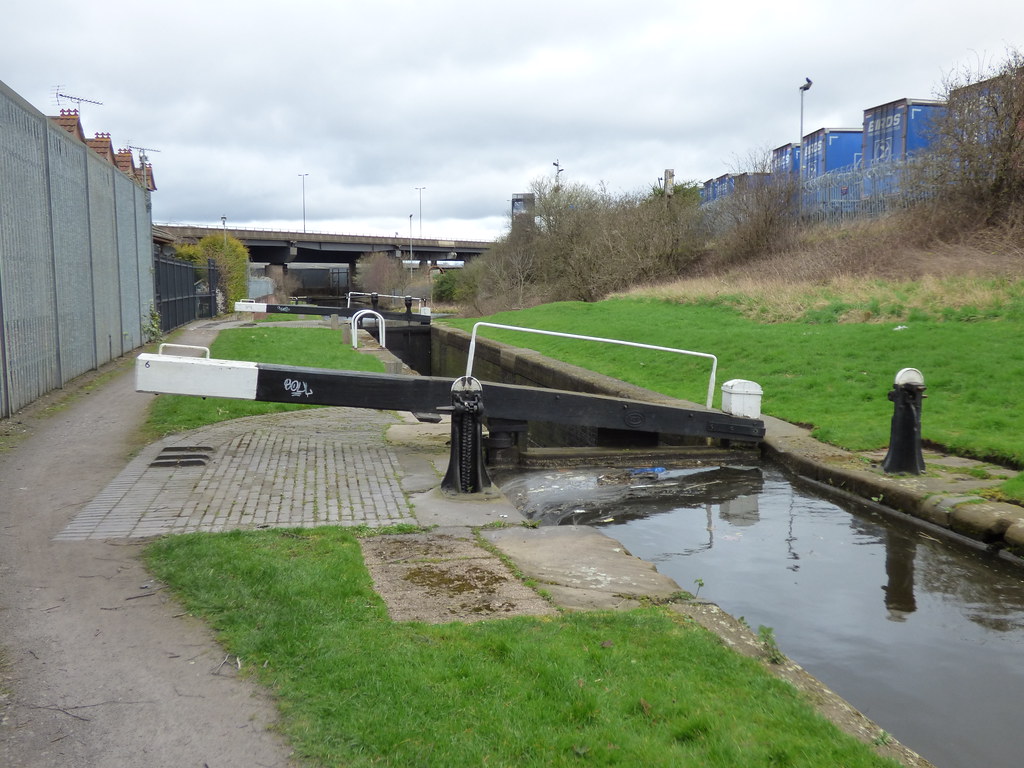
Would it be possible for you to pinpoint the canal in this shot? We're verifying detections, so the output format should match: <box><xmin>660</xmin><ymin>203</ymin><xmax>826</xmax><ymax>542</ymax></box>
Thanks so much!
<box><xmin>498</xmin><ymin>463</ymin><xmax>1024</xmax><ymax>768</ymax></box>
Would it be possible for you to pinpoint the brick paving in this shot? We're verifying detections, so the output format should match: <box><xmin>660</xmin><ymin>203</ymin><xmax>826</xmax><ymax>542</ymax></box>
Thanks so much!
<box><xmin>55</xmin><ymin>408</ymin><xmax>413</xmax><ymax>540</ymax></box>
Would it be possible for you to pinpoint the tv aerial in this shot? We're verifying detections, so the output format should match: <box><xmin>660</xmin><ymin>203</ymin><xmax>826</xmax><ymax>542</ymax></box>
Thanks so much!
<box><xmin>127</xmin><ymin>145</ymin><xmax>160</xmax><ymax>189</ymax></box>
<box><xmin>53</xmin><ymin>86</ymin><xmax>103</xmax><ymax>111</ymax></box>
<box><xmin>127</xmin><ymin>144</ymin><xmax>161</xmax><ymax>160</ymax></box>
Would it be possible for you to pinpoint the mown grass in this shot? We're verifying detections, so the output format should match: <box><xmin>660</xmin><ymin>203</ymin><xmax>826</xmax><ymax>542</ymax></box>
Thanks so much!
<box><xmin>142</xmin><ymin>326</ymin><xmax>384</xmax><ymax>439</ymax></box>
<box><xmin>145</xmin><ymin>527</ymin><xmax>899</xmax><ymax>768</ymax></box>
<box><xmin>443</xmin><ymin>297</ymin><xmax>1024</xmax><ymax>494</ymax></box>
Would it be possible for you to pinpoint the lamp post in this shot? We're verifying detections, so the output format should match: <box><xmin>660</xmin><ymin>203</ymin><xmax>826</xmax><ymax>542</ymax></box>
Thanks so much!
<box><xmin>415</xmin><ymin>186</ymin><xmax>426</xmax><ymax>237</ymax></box>
<box><xmin>794</xmin><ymin>78</ymin><xmax>811</xmax><ymax>142</ymax></box>
<box><xmin>298</xmin><ymin>173</ymin><xmax>308</xmax><ymax>232</ymax></box>
<box><xmin>799</xmin><ymin>78</ymin><xmax>812</xmax><ymax>160</ymax></box>
<box><xmin>408</xmin><ymin>213</ymin><xmax>415</xmax><ymax>279</ymax></box>
<box><xmin>220</xmin><ymin>215</ymin><xmax>227</xmax><ymax>247</ymax></box>
<box><xmin>799</xmin><ymin>78</ymin><xmax>812</xmax><ymax>215</ymax></box>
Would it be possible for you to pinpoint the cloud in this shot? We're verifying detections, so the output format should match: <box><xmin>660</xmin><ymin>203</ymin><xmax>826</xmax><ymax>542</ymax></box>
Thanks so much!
<box><xmin>3</xmin><ymin>0</ymin><xmax>1023</xmax><ymax>240</ymax></box>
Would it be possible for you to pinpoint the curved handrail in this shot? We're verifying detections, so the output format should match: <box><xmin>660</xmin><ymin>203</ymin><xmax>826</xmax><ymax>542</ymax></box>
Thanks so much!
<box><xmin>349</xmin><ymin>310</ymin><xmax>387</xmax><ymax>350</ymax></box>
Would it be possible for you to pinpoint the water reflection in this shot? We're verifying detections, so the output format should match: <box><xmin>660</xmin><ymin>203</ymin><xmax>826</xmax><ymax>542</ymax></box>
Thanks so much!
<box><xmin>883</xmin><ymin>529</ymin><xmax>917</xmax><ymax>620</ymax></box>
<box><xmin>497</xmin><ymin>462</ymin><xmax>1024</xmax><ymax>768</ymax></box>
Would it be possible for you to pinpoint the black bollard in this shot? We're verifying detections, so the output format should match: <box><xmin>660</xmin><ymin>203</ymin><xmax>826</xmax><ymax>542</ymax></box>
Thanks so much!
<box><xmin>404</xmin><ymin>295</ymin><xmax>413</xmax><ymax>318</ymax></box>
<box><xmin>882</xmin><ymin>368</ymin><xmax>926</xmax><ymax>475</ymax></box>
<box><xmin>370</xmin><ymin>293</ymin><xmax>379</xmax><ymax>311</ymax></box>
<box><xmin>441</xmin><ymin>376</ymin><xmax>492</xmax><ymax>494</ymax></box>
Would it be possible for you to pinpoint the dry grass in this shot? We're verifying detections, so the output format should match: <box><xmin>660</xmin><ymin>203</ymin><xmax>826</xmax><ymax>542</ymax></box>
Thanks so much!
<box><xmin>622</xmin><ymin>217</ymin><xmax>1024</xmax><ymax>322</ymax></box>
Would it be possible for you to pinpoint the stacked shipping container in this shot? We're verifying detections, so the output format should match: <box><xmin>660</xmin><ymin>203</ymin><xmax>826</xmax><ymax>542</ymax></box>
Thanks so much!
<box><xmin>700</xmin><ymin>93</ymin><xmax>945</xmax><ymax>219</ymax></box>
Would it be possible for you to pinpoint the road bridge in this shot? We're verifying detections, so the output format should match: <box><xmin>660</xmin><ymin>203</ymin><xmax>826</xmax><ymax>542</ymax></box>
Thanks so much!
<box><xmin>157</xmin><ymin>224</ymin><xmax>492</xmax><ymax>267</ymax></box>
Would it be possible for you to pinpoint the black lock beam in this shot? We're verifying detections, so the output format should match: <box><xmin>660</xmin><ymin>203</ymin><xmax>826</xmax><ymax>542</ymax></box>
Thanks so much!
<box><xmin>137</xmin><ymin>356</ymin><xmax>766</xmax><ymax>444</ymax></box>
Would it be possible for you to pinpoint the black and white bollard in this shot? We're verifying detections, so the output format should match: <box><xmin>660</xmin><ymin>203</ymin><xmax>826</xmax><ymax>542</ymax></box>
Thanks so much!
<box><xmin>882</xmin><ymin>367</ymin><xmax>926</xmax><ymax>475</ymax></box>
<box><xmin>441</xmin><ymin>376</ymin><xmax>492</xmax><ymax>495</ymax></box>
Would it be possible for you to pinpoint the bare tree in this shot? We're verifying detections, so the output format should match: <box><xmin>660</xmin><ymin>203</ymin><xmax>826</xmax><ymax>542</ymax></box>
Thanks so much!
<box><xmin>704</xmin><ymin>150</ymin><xmax>798</xmax><ymax>264</ymax></box>
<box><xmin>356</xmin><ymin>252</ymin><xmax>409</xmax><ymax>295</ymax></box>
<box><xmin>913</xmin><ymin>48</ymin><xmax>1024</xmax><ymax>228</ymax></box>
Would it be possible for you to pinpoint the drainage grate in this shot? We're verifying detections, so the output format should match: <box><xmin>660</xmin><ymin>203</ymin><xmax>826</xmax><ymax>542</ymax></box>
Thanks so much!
<box><xmin>149</xmin><ymin>446</ymin><xmax>214</xmax><ymax>468</ymax></box>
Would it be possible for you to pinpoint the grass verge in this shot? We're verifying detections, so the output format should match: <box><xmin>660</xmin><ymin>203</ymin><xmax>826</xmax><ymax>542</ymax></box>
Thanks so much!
<box><xmin>145</xmin><ymin>527</ymin><xmax>899</xmax><ymax>768</ymax></box>
<box><xmin>142</xmin><ymin>326</ymin><xmax>385</xmax><ymax>439</ymax></box>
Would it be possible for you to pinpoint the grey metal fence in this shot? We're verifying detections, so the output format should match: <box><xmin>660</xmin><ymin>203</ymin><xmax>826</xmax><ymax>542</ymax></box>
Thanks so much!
<box><xmin>0</xmin><ymin>80</ymin><xmax>155</xmax><ymax>418</ymax></box>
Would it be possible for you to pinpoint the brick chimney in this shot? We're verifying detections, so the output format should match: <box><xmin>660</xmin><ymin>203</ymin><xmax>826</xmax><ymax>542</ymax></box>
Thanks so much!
<box><xmin>86</xmin><ymin>132</ymin><xmax>115</xmax><ymax>162</ymax></box>
<box><xmin>51</xmin><ymin>109</ymin><xmax>86</xmax><ymax>142</ymax></box>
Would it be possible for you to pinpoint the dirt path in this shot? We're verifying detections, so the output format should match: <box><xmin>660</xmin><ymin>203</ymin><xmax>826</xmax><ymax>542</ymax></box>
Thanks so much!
<box><xmin>0</xmin><ymin>328</ymin><xmax>295</xmax><ymax>768</ymax></box>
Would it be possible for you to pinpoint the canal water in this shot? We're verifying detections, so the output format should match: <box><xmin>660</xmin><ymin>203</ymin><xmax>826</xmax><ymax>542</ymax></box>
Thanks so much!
<box><xmin>497</xmin><ymin>463</ymin><xmax>1024</xmax><ymax>768</ymax></box>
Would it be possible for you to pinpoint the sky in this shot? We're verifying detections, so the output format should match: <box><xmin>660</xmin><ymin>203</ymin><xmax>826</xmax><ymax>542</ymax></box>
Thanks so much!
<box><xmin>3</xmin><ymin>1</ymin><xmax>1023</xmax><ymax>242</ymax></box>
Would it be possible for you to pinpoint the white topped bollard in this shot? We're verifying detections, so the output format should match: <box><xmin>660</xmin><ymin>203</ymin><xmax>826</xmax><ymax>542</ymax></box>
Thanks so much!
<box><xmin>721</xmin><ymin>379</ymin><xmax>763</xmax><ymax>419</ymax></box>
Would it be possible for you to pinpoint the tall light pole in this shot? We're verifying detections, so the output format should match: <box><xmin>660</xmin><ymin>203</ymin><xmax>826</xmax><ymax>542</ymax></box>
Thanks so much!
<box><xmin>220</xmin><ymin>215</ymin><xmax>227</xmax><ymax>247</ymax></box>
<box><xmin>408</xmin><ymin>213</ymin><xmax>415</xmax><ymax>278</ymax></box>
<box><xmin>415</xmin><ymin>186</ymin><xmax>426</xmax><ymax>237</ymax></box>
<box><xmin>298</xmin><ymin>173</ymin><xmax>308</xmax><ymax>232</ymax></box>
<box><xmin>552</xmin><ymin>159</ymin><xmax>564</xmax><ymax>187</ymax></box>
<box><xmin>799</xmin><ymin>78</ymin><xmax>812</xmax><ymax>216</ymax></box>
<box><xmin>799</xmin><ymin>78</ymin><xmax>812</xmax><ymax>157</ymax></box>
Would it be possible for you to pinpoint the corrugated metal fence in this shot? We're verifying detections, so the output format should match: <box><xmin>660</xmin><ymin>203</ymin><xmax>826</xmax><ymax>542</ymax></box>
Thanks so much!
<box><xmin>0</xmin><ymin>81</ymin><xmax>155</xmax><ymax>418</ymax></box>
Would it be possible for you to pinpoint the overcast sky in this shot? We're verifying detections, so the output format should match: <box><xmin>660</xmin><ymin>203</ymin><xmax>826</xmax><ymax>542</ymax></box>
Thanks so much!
<box><xmin>3</xmin><ymin>1</ymin><xmax>1023</xmax><ymax>241</ymax></box>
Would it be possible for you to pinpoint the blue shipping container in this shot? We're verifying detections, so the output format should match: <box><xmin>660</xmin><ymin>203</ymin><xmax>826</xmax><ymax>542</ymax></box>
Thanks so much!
<box><xmin>700</xmin><ymin>178</ymin><xmax>715</xmax><ymax>203</ymax></box>
<box><xmin>771</xmin><ymin>143</ymin><xmax>800</xmax><ymax>177</ymax></box>
<box><xmin>713</xmin><ymin>173</ymin><xmax>734</xmax><ymax>200</ymax></box>
<box><xmin>862</xmin><ymin>98</ymin><xmax>945</xmax><ymax>167</ymax></box>
<box><xmin>801</xmin><ymin>128</ymin><xmax>862</xmax><ymax>180</ymax></box>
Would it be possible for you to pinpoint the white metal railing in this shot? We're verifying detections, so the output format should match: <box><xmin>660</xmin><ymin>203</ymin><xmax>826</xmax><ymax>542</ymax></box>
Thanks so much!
<box><xmin>346</xmin><ymin>291</ymin><xmax>425</xmax><ymax>312</ymax></box>
<box><xmin>349</xmin><ymin>310</ymin><xmax>387</xmax><ymax>350</ymax></box>
<box><xmin>466</xmin><ymin>322</ymin><xmax>719</xmax><ymax>409</ymax></box>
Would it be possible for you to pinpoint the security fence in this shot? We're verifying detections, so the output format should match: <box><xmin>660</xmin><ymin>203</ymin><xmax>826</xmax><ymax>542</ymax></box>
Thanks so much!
<box><xmin>154</xmin><ymin>254</ymin><xmax>220</xmax><ymax>334</ymax></box>
<box><xmin>0</xmin><ymin>80</ymin><xmax>155</xmax><ymax>418</ymax></box>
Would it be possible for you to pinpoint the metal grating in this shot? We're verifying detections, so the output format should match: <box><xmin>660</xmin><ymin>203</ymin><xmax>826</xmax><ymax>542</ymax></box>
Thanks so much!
<box><xmin>149</xmin><ymin>445</ymin><xmax>214</xmax><ymax>468</ymax></box>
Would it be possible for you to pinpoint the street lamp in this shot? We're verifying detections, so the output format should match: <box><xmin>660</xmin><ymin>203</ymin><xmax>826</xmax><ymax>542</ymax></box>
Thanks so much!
<box><xmin>799</xmin><ymin>77</ymin><xmax>812</xmax><ymax>143</ymax></box>
<box><xmin>220</xmin><ymin>215</ymin><xmax>227</xmax><ymax>247</ymax></box>
<box><xmin>799</xmin><ymin>78</ymin><xmax>812</xmax><ymax>215</ymax></box>
<box><xmin>415</xmin><ymin>186</ymin><xmax>426</xmax><ymax>237</ymax></box>
<box><xmin>298</xmin><ymin>173</ymin><xmax>309</xmax><ymax>232</ymax></box>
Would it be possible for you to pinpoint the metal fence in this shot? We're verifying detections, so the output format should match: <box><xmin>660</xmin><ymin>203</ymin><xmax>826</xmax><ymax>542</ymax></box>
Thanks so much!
<box><xmin>154</xmin><ymin>255</ymin><xmax>220</xmax><ymax>333</ymax></box>
<box><xmin>800</xmin><ymin>159</ymin><xmax>925</xmax><ymax>223</ymax></box>
<box><xmin>0</xmin><ymin>80</ymin><xmax>155</xmax><ymax>418</ymax></box>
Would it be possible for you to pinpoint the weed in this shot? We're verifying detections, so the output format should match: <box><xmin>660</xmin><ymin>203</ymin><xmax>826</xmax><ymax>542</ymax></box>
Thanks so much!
<box><xmin>758</xmin><ymin>625</ymin><xmax>786</xmax><ymax>664</ymax></box>
<box><xmin>143</xmin><ymin>303</ymin><xmax>163</xmax><ymax>342</ymax></box>
<box><xmin>693</xmin><ymin>577</ymin><xmax>705</xmax><ymax>598</ymax></box>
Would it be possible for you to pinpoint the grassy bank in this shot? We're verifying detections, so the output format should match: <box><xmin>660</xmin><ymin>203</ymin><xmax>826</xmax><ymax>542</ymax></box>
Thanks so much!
<box><xmin>146</xmin><ymin>526</ymin><xmax>899</xmax><ymax>768</ymax></box>
<box><xmin>443</xmin><ymin>294</ymin><xmax>1024</xmax><ymax>498</ymax></box>
<box><xmin>142</xmin><ymin>326</ymin><xmax>384</xmax><ymax>439</ymax></box>
<box><xmin>444</xmin><ymin>298</ymin><xmax>1024</xmax><ymax>463</ymax></box>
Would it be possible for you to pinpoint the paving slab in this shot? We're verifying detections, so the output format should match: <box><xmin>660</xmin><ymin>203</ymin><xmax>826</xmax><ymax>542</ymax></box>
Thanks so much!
<box><xmin>482</xmin><ymin>525</ymin><xmax>683</xmax><ymax>610</ymax></box>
